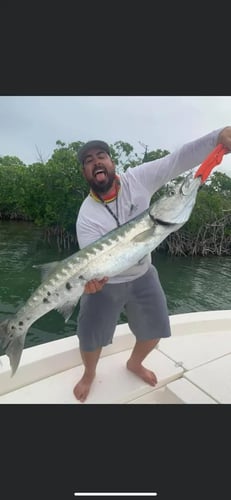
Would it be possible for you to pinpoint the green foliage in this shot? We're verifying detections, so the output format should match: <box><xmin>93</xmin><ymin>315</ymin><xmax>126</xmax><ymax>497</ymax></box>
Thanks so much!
<box><xmin>0</xmin><ymin>156</ymin><xmax>27</xmax><ymax>218</ymax></box>
<box><xmin>185</xmin><ymin>184</ymin><xmax>231</xmax><ymax>234</ymax></box>
<box><xmin>145</xmin><ymin>148</ymin><xmax>170</xmax><ymax>162</ymax></box>
<box><xmin>0</xmin><ymin>164</ymin><xmax>27</xmax><ymax>217</ymax></box>
<box><xmin>0</xmin><ymin>155</ymin><xmax>26</xmax><ymax>167</ymax></box>
<box><xmin>110</xmin><ymin>141</ymin><xmax>142</xmax><ymax>171</ymax></box>
<box><xmin>209</xmin><ymin>171</ymin><xmax>231</xmax><ymax>195</ymax></box>
<box><xmin>22</xmin><ymin>142</ymin><xmax>88</xmax><ymax>232</ymax></box>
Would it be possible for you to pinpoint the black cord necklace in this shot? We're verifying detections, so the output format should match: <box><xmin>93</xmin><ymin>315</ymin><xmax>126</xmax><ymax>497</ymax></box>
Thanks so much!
<box><xmin>97</xmin><ymin>193</ymin><xmax>120</xmax><ymax>227</ymax></box>
<box><xmin>90</xmin><ymin>177</ymin><xmax>121</xmax><ymax>227</ymax></box>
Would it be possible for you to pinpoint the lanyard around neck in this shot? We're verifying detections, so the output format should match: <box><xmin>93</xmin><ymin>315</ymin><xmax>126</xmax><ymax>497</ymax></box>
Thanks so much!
<box><xmin>90</xmin><ymin>176</ymin><xmax>121</xmax><ymax>227</ymax></box>
<box><xmin>98</xmin><ymin>194</ymin><xmax>120</xmax><ymax>227</ymax></box>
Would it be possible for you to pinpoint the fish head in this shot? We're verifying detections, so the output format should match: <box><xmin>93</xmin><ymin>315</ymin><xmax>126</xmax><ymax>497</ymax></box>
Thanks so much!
<box><xmin>150</xmin><ymin>173</ymin><xmax>201</xmax><ymax>226</ymax></box>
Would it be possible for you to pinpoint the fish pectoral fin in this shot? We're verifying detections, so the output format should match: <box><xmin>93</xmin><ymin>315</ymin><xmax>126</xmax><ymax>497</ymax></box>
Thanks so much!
<box><xmin>56</xmin><ymin>298</ymin><xmax>80</xmax><ymax>323</ymax></box>
<box><xmin>33</xmin><ymin>261</ymin><xmax>60</xmax><ymax>281</ymax></box>
<box><xmin>132</xmin><ymin>228</ymin><xmax>154</xmax><ymax>243</ymax></box>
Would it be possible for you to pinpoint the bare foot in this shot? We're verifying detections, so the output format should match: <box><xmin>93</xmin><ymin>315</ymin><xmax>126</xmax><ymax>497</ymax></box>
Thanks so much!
<box><xmin>126</xmin><ymin>359</ymin><xmax>158</xmax><ymax>386</ymax></box>
<box><xmin>73</xmin><ymin>372</ymin><xmax>95</xmax><ymax>403</ymax></box>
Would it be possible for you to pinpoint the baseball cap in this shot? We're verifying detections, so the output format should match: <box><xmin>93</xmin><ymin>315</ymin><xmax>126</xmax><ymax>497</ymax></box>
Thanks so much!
<box><xmin>77</xmin><ymin>140</ymin><xmax>111</xmax><ymax>165</ymax></box>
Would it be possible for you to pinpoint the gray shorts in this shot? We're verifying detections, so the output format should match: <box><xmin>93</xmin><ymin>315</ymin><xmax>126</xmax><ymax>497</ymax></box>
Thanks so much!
<box><xmin>77</xmin><ymin>265</ymin><xmax>171</xmax><ymax>351</ymax></box>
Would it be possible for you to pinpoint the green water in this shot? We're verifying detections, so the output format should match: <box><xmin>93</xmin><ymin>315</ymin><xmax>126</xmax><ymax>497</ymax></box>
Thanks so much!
<box><xmin>0</xmin><ymin>221</ymin><xmax>231</xmax><ymax>353</ymax></box>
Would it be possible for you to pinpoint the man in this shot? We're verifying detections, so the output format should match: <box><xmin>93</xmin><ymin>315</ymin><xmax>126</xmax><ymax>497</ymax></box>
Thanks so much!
<box><xmin>74</xmin><ymin>127</ymin><xmax>231</xmax><ymax>402</ymax></box>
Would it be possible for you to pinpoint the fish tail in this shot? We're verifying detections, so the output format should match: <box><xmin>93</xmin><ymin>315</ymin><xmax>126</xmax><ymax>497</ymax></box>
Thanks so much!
<box><xmin>0</xmin><ymin>319</ymin><xmax>26</xmax><ymax>376</ymax></box>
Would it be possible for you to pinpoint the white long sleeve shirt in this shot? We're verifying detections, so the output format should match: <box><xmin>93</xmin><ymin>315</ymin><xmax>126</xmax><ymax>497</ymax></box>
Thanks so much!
<box><xmin>76</xmin><ymin>128</ymin><xmax>222</xmax><ymax>283</ymax></box>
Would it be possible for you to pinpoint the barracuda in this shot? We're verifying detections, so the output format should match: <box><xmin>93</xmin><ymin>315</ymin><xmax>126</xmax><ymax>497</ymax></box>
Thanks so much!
<box><xmin>0</xmin><ymin>171</ymin><xmax>202</xmax><ymax>375</ymax></box>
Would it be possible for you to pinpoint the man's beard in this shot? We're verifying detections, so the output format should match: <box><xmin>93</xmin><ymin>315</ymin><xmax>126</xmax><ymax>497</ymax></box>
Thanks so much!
<box><xmin>89</xmin><ymin>171</ymin><xmax>115</xmax><ymax>194</ymax></box>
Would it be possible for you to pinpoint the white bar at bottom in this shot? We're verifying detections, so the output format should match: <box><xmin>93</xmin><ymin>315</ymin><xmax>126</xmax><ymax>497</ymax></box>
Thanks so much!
<box><xmin>74</xmin><ymin>494</ymin><xmax>158</xmax><ymax>497</ymax></box>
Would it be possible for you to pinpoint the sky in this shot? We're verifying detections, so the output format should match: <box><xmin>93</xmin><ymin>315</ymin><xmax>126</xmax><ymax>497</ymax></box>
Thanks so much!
<box><xmin>1</xmin><ymin>95</ymin><xmax>231</xmax><ymax>176</ymax></box>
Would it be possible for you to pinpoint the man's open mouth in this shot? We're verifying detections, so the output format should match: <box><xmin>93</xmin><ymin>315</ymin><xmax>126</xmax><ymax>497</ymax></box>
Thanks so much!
<box><xmin>94</xmin><ymin>169</ymin><xmax>107</xmax><ymax>181</ymax></box>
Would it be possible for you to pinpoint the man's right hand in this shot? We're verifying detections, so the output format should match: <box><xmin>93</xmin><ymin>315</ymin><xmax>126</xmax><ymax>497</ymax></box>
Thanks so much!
<box><xmin>84</xmin><ymin>277</ymin><xmax>108</xmax><ymax>294</ymax></box>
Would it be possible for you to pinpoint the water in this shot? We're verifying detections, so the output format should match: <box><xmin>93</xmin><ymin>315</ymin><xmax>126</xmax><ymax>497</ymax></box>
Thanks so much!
<box><xmin>1</xmin><ymin>221</ymin><xmax>231</xmax><ymax>353</ymax></box>
<box><xmin>153</xmin><ymin>253</ymin><xmax>231</xmax><ymax>313</ymax></box>
<box><xmin>0</xmin><ymin>221</ymin><xmax>79</xmax><ymax>352</ymax></box>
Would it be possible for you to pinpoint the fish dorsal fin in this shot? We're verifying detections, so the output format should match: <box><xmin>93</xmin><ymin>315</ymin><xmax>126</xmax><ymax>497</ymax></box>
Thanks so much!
<box><xmin>33</xmin><ymin>261</ymin><xmax>60</xmax><ymax>281</ymax></box>
<box><xmin>132</xmin><ymin>228</ymin><xmax>154</xmax><ymax>243</ymax></box>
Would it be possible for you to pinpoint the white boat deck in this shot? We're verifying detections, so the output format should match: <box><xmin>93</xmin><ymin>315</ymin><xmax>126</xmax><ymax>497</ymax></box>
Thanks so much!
<box><xmin>0</xmin><ymin>310</ymin><xmax>231</xmax><ymax>404</ymax></box>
